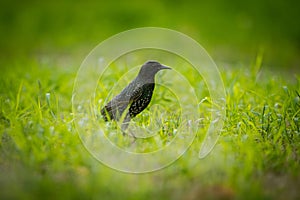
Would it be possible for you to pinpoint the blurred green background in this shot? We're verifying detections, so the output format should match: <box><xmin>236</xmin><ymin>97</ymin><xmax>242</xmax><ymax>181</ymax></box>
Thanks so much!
<box><xmin>1</xmin><ymin>0</ymin><xmax>300</xmax><ymax>68</ymax></box>
<box><xmin>1</xmin><ymin>0</ymin><xmax>300</xmax><ymax>199</ymax></box>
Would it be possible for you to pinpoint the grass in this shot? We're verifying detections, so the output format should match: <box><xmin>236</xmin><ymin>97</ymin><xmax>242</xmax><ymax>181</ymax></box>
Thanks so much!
<box><xmin>0</xmin><ymin>54</ymin><xmax>299</xmax><ymax>199</ymax></box>
<box><xmin>1</xmin><ymin>1</ymin><xmax>300</xmax><ymax>199</ymax></box>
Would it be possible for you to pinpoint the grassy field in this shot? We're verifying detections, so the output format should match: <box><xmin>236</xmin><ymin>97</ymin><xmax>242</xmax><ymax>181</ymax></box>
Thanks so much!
<box><xmin>1</xmin><ymin>0</ymin><xmax>300</xmax><ymax>199</ymax></box>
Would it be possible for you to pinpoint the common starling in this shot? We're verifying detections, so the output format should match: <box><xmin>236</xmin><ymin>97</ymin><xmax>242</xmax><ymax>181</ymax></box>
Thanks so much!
<box><xmin>101</xmin><ymin>61</ymin><xmax>171</xmax><ymax>131</ymax></box>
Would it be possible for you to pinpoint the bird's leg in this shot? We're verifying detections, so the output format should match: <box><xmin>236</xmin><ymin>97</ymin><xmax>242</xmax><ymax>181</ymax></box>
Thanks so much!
<box><xmin>120</xmin><ymin>114</ymin><xmax>130</xmax><ymax>133</ymax></box>
<box><xmin>122</xmin><ymin>125</ymin><xmax>137</xmax><ymax>143</ymax></box>
<box><xmin>121</xmin><ymin>121</ymin><xmax>129</xmax><ymax>133</ymax></box>
<box><xmin>121</xmin><ymin>114</ymin><xmax>136</xmax><ymax>139</ymax></box>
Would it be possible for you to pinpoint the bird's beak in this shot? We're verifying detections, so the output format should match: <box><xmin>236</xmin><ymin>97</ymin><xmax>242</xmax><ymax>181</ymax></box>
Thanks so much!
<box><xmin>160</xmin><ymin>65</ymin><xmax>172</xmax><ymax>70</ymax></box>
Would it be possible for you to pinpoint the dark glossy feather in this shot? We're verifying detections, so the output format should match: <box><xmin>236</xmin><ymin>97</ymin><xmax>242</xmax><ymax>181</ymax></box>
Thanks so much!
<box><xmin>101</xmin><ymin>61</ymin><xmax>171</xmax><ymax>131</ymax></box>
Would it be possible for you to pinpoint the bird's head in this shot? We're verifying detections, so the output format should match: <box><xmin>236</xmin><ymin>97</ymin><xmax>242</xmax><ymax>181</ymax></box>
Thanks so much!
<box><xmin>138</xmin><ymin>61</ymin><xmax>171</xmax><ymax>82</ymax></box>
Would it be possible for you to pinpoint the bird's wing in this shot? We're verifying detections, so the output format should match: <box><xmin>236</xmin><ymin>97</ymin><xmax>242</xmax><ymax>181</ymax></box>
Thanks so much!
<box><xmin>129</xmin><ymin>86</ymin><xmax>143</xmax><ymax>103</ymax></box>
<box><xmin>101</xmin><ymin>98</ymin><xmax>129</xmax><ymax>120</ymax></box>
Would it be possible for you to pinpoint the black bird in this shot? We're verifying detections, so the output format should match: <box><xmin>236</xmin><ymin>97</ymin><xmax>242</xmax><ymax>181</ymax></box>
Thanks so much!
<box><xmin>101</xmin><ymin>61</ymin><xmax>171</xmax><ymax>132</ymax></box>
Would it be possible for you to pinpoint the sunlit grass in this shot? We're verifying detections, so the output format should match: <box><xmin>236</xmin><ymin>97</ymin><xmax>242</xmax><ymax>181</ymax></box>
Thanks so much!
<box><xmin>0</xmin><ymin>55</ymin><xmax>299</xmax><ymax>199</ymax></box>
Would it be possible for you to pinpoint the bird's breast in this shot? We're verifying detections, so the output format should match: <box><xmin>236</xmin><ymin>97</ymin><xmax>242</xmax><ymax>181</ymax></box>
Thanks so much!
<box><xmin>128</xmin><ymin>83</ymin><xmax>155</xmax><ymax>117</ymax></box>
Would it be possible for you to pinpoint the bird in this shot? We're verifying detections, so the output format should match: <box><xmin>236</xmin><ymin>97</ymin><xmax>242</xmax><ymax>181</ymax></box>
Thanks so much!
<box><xmin>101</xmin><ymin>61</ymin><xmax>171</xmax><ymax>133</ymax></box>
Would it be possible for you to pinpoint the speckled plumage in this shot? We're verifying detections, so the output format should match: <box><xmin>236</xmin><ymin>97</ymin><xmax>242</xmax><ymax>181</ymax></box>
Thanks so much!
<box><xmin>101</xmin><ymin>61</ymin><xmax>171</xmax><ymax>131</ymax></box>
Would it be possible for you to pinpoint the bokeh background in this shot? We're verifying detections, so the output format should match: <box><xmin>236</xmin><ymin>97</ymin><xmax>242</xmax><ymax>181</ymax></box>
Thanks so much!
<box><xmin>1</xmin><ymin>0</ymin><xmax>300</xmax><ymax>199</ymax></box>
<box><xmin>1</xmin><ymin>0</ymin><xmax>300</xmax><ymax>69</ymax></box>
